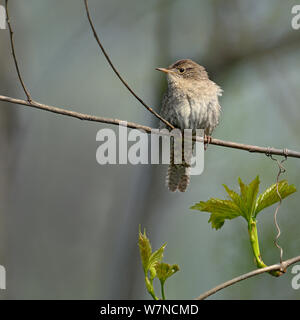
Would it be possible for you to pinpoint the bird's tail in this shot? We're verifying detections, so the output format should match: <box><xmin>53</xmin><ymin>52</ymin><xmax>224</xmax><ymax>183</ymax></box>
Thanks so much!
<box><xmin>166</xmin><ymin>137</ymin><xmax>193</xmax><ymax>192</ymax></box>
<box><xmin>167</xmin><ymin>163</ymin><xmax>191</xmax><ymax>192</ymax></box>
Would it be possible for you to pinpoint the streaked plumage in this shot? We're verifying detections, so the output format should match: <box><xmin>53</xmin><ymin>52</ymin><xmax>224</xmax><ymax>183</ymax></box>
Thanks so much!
<box><xmin>157</xmin><ymin>59</ymin><xmax>222</xmax><ymax>192</ymax></box>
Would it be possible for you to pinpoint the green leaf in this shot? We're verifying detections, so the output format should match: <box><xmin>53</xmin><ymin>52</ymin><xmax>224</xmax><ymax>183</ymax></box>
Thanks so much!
<box><xmin>254</xmin><ymin>180</ymin><xmax>297</xmax><ymax>217</ymax></box>
<box><xmin>155</xmin><ymin>263</ymin><xmax>180</xmax><ymax>283</ymax></box>
<box><xmin>149</xmin><ymin>266</ymin><xmax>157</xmax><ymax>282</ymax></box>
<box><xmin>138</xmin><ymin>227</ymin><xmax>166</xmax><ymax>276</ymax></box>
<box><xmin>191</xmin><ymin>199</ymin><xmax>241</xmax><ymax>230</ymax></box>
<box><xmin>238</xmin><ymin>176</ymin><xmax>260</xmax><ymax>220</ymax></box>
<box><xmin>191</xmin><ymin>199</ymin><xmax>240</xmax><ymax>214</ymax></box>
<box><xmin>246</xmin><ymin>176</ymin><xmax>260</xmax><ymax>219</ymax></box>
<box><xmin>138</xmin><ymin>227</ymin><xmax>152</xmax><ymax>274</ymax></box>
<box><xmin>190</xmin><ymin>176</ymin><xmax>296</xmax><ymax>229</ymax></box>
<box><xmin>208</xmin><ymin>211</ymin><xmax>240</xmax><ymax>229</ymax></box>
<box><xmin>223</xmin><ymin>184</ymin><xmax>242</xmax><ymax>209</ymax></box>
<box><xmin>148</xmin><ymin>243</ymin><xmax>166</xmax><ymax>273</ymax></box>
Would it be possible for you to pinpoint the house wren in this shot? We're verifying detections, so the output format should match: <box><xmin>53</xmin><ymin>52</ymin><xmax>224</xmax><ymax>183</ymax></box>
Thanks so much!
<box><xmin>156</xmin><ymin>59</ymin><xmax>222</xmax><ymax>192</ymax></box>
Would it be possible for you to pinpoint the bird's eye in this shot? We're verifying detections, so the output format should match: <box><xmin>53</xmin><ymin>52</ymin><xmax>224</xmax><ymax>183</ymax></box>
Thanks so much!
<box><xmin>179</xmin><ymin>68</ymin><xmax>185</xmax><ymax>73</ymax></box>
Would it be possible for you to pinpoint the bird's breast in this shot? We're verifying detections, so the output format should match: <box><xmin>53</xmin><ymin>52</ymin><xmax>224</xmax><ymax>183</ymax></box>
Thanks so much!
<box><xmin>171</xmin><ymin>94</ymin><xmax>216</xmax><ymax>131</ymax></box>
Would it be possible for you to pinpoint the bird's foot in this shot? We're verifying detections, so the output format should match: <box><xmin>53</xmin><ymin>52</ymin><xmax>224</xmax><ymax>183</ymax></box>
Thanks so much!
<box><xmin>204</xmin><ymin>135</ymin><xmax>212</xmax><ymax>151</ymax></box>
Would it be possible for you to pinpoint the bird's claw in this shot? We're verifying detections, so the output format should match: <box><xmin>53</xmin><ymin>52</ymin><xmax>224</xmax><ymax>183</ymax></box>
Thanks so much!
<box><xmin>204</xmin><ymin>135</ymin><xmax>212</xmax><ymax>151</ymax></box>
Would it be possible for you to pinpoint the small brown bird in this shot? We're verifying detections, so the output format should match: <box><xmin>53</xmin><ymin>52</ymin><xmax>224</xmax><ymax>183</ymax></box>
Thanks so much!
<box><xmin>156</xmin><ymin>59</ymin><xmax>222</xmax><ymax>192</ymax></box>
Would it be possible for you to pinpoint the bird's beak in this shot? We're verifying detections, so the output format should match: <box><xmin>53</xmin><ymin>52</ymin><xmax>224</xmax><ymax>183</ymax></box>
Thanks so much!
<box><xmin>156</xmin><ymin>67</ymin><xmax>171</xmax><ymax>74</ymax></box>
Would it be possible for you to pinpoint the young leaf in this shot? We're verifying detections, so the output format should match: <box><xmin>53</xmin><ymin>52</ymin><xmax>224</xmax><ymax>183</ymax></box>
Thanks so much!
<box><xmin>254</xmin><ymin>180</ymin><xmax>296</xmax><ymax>217</ymax></box>
<box><xmin>191</xmin><ymin>176</ymin><xmax>297</xmax><ymax>278</ymax></box>
<box><xmin>238</xmin><ymin>176</ymin><xmax>260</xmax><ymax>220</ymax></box>
<box><xmin>223</xmin><ymin>184</ymin><xmax>242</xmax><ymax>209</ymax></box>
<box><xmin>155</xmin><ymin>263</ymin><xmax>180</xmax><ymax>283</ymax></box>
<box><xmin>138</xmin><ymin>228</ymin><xmax>152</xmax><ymax>274</ymax></box>
<box><xmin>191</xmin><ymin>199</ymin><xmax>241</xmax><ymax>230</ymax></box>
<box><xmin>246</xmin><ymin>176</ymin><xmax>260</xmax><ymax>219</ymax></box>
<box><xmin>138</xmin><ymin>227</ymin><xmax>179</xmax><ymax>300</ymax></box>
<box><xmin>191</xmin><ymin>176</ymin><xmax>296</xmax><ymax>229</ymax></box>
<box><xmin>208</xmin><ymin>211</ymin><xmax>241</xmax><ymax>229</ymax></box>
<box><xmin>148</xmin><ymin>243</ymin><xmax>166</xmax><ymax>273</ymax></box>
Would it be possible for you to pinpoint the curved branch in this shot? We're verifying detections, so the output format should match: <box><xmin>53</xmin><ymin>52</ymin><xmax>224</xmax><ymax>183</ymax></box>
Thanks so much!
<box><xmin>5</xmin><ymin>0</ymin><xmax>32</xmax><ymax>102</ymax></box>
<box><xmin>83</xmin><ymin>0</ymin><xmax>174</xmax><ymax>130</ymax></box>
<box><xmin>1</xmin><ymin>94</ymin><xmax>300</xmax><ymax>159</ymax></box>
<box><xmin>5</xmin><ymin>1</ymin><xmax>299</xmax><ymax>159</ymax></box>
<box><xmin>195</xmin><ymin>255</ymin><xmax>300</xmax><ymax>300</ymax></box>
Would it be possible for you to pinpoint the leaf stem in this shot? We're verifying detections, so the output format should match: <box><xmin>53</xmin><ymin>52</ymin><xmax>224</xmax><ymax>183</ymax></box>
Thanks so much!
<box><xmin>248</xmin><ymin>219</ymin><xmax>266</xmax><ymax>268</ymax></box>
<box><xmin>160</xmin><ymin>280</ymin><xmax>166</xmax><ymax>300</ymax></box>
<box><xmin>248</xmin><ymin>219</ymin><xmax>281</xmax><ymax>277</ymax></box>
<box><xmin>145</xmin><ymin>277</ymin><xmax>159</xmax><ymax>300</ymax></box>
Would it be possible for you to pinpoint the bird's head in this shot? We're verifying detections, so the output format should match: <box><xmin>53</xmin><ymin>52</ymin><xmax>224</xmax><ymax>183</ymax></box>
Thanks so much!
<box><xmin>156</xmin><ymin>59</ymin><xmax>208</xmax><ymax>84</ymax></box>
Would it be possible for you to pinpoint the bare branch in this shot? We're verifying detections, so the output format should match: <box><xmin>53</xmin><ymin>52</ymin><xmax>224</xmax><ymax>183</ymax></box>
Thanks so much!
<box><xmin>0</xmin><ymin>94</ymin><xmax>152</xmax><ymax>132</ymax></box>
<box><xmin>5</xmin><ymin>1</ymin><xmax>298</xmax><ymax>160</ymax></box>
<box><xmin>83</xmin><ymin>0</ymin><xmax>174</xmax><ymax>130</ymax></box>
<box><xmin>1</xmin><ymin>94</ymin><xmax>300</xmax><ymax>159</ymax></box>
<box><xmin>5</xmin><ymin>0</ymin><xmax>32</xmax><ymax>103</ymax></box>
<box><xmin>195</xmin><ymin>255</ymin><xmax>300</xmax><ymax>300</ymax></box>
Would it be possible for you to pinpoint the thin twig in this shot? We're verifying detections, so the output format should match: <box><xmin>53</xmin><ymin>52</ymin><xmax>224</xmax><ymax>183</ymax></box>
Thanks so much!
<box><xmin>0</xmin><ymin>94</ymin><xmax>152</xmax><ymax>131</ymax></box>
<box><xmin>195</xmin><ymin>255</ymin><xmax>300</xmax><ymax>300</ymax></box>
<box><xmin>83</xmin><ymin>0</ymin><xmax>174</xmax><ymax>130</ymax></box>
<box><xmin>1</xmin><ymin>94</ymin><xmax>300</xmax><ymax>160</ymax></box>
<box><xmin>5</xmin><ymin>0</ymin><xmax>32</xmax><ymax>103</ymax></box>
<box><xmin>5</xmin><ymin>0</ymin><xmax>299</xmax><ymax>160</ymax></box>
<box><xmin>267</xmin><ymin>152</ymin><xmax>288</xmax><ymax>265</ymax></box>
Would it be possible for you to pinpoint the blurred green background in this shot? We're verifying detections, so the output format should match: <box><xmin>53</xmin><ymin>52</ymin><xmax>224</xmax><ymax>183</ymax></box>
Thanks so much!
<box><xmin>0</xmin><ymin>0</ymin><xmax>300</xmax><ymax>299</ymax></box>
